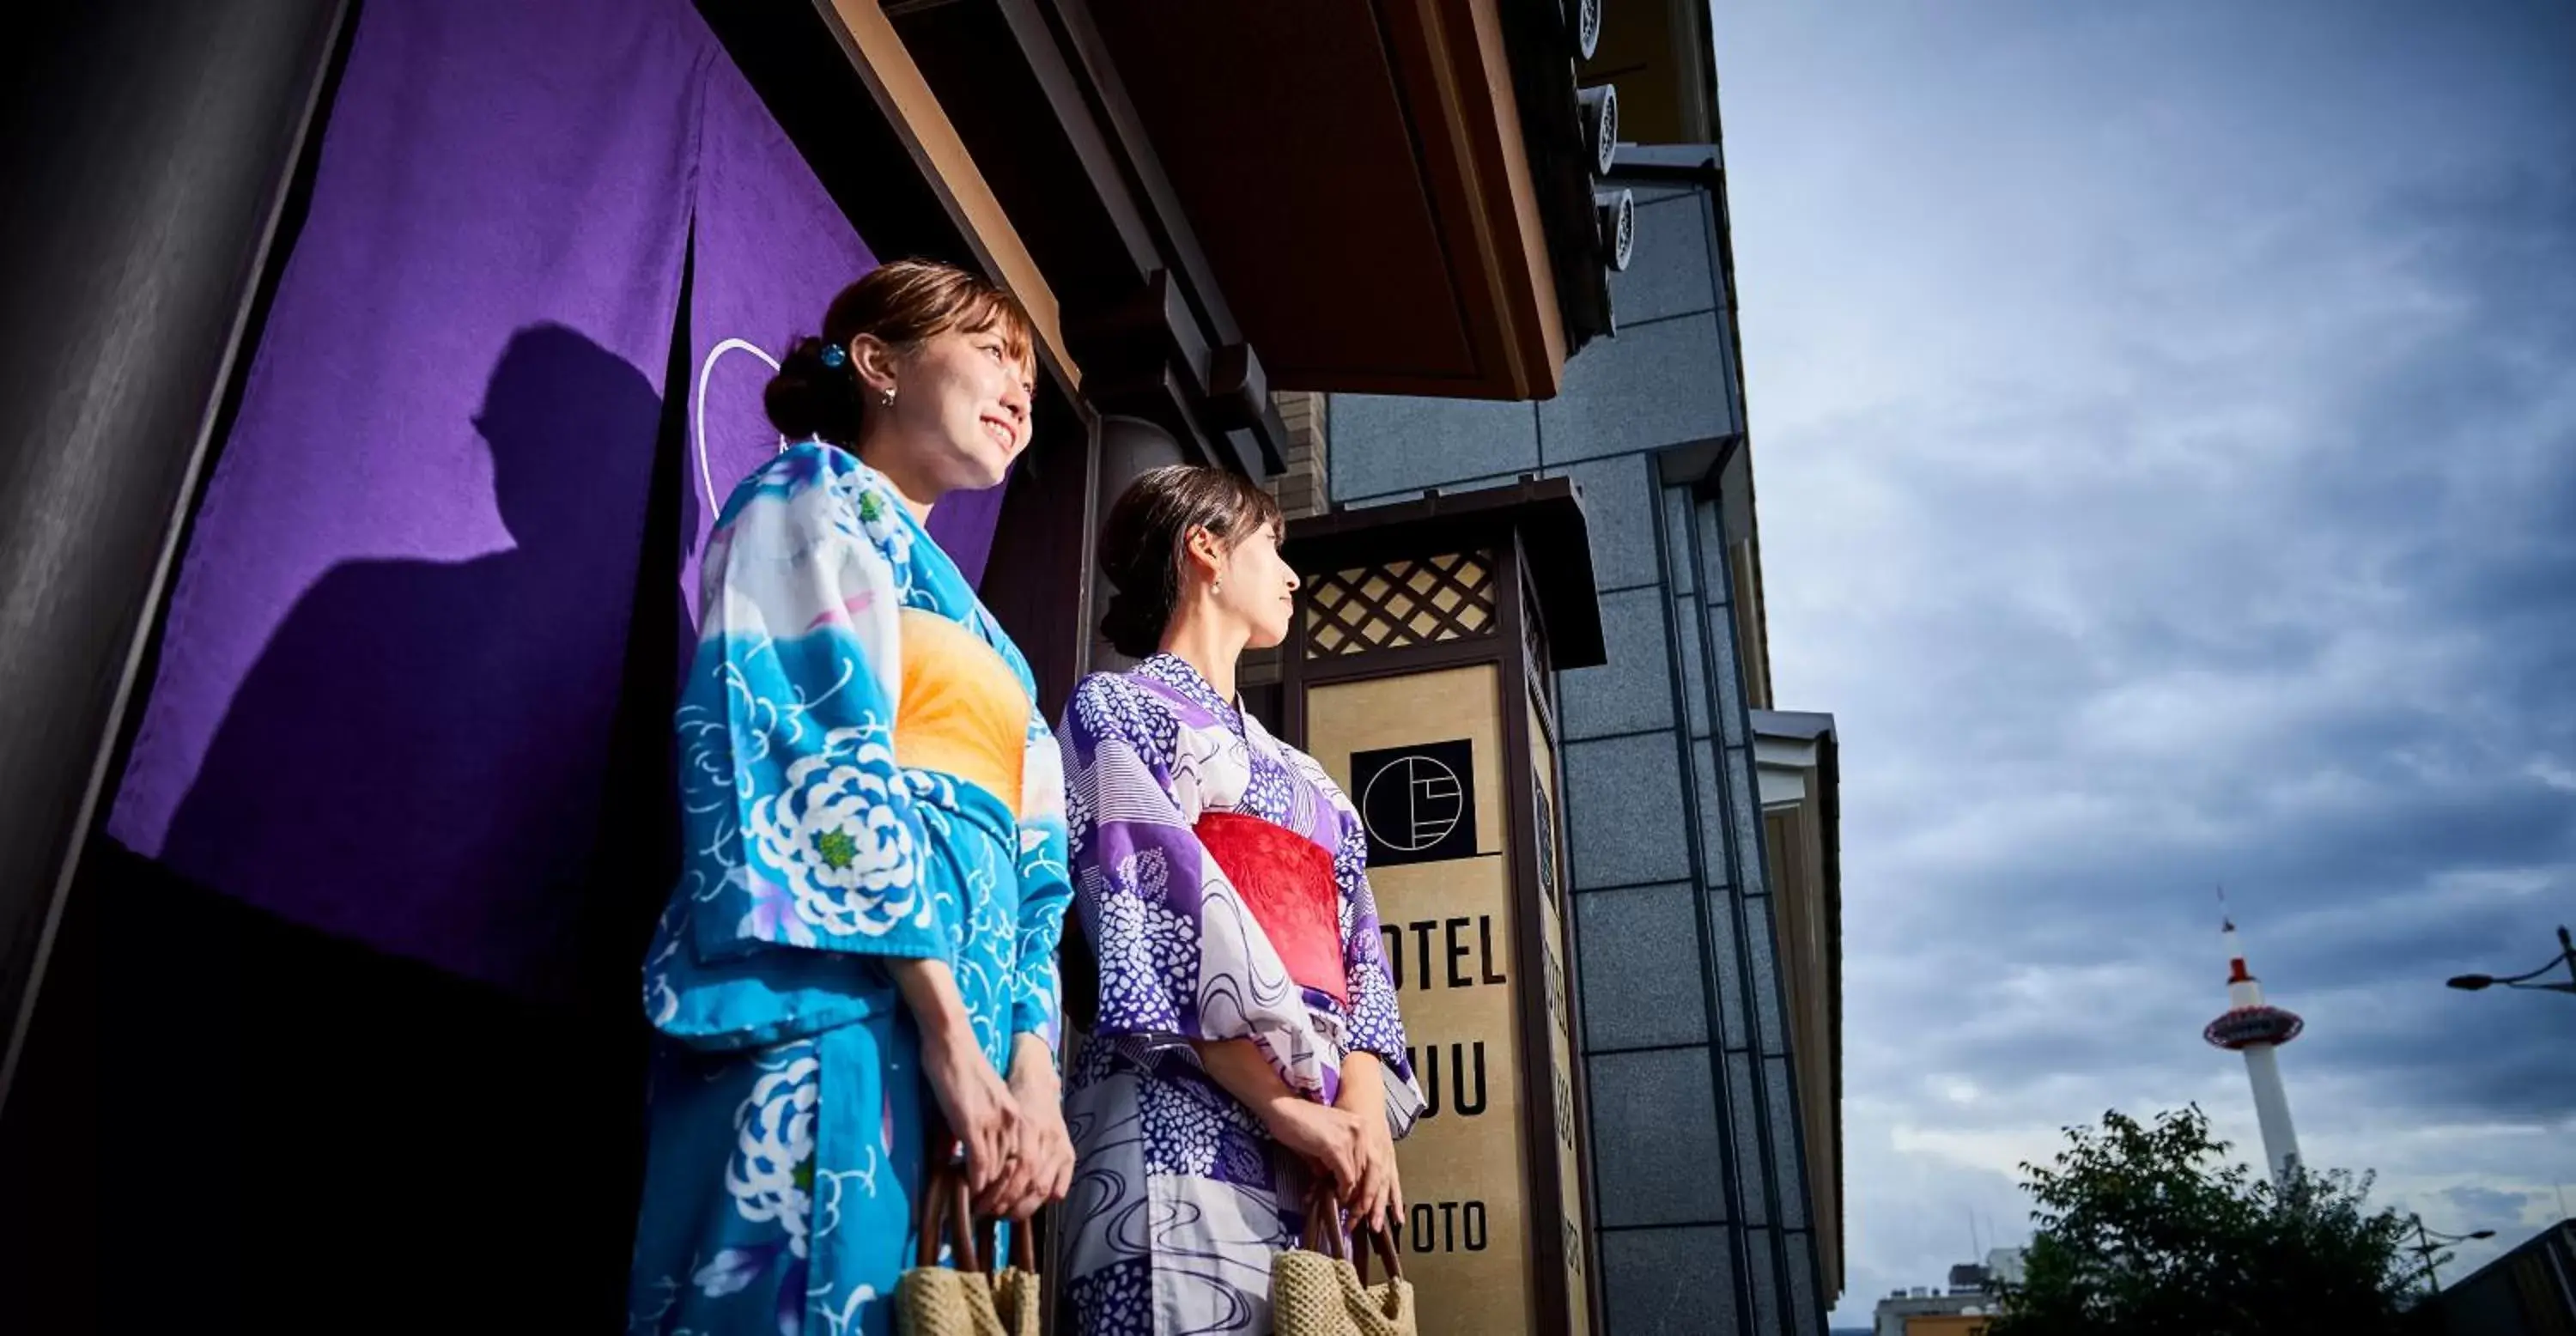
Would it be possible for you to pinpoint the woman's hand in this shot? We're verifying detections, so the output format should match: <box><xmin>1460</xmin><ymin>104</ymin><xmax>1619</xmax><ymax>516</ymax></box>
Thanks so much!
<box><xmin>1263</xmin><ymin>1098</ymin><xmax>1367</xmax><ymax>1196</ymax></box>
<box><xmin>892</xmin><ymin>961</ymin><xmax>1019</xmax><ymax>1201</ymax></box>
<box><xmin>1187</xmin><ymin>1038</ymin><xmax>1391</xmax><ymax>1226</ymax></box>
<box><xmin>1334</xmin><ymin>1054</ymin><xmax>1403</xmax><ymax>1235</ymax></box>
<box><xmin>990</xmin><ymin>1032</ymin><xmax>1075</xmax><ymax>1220</ymax></box>
<box><xmin>922</xmin><ymin>1026</ymin><xmax>1019</xmax><ymax>1201</ymax></box>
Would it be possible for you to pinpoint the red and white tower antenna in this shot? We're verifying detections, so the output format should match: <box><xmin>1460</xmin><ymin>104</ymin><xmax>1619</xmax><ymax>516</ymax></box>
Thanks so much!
<box><xmin>2202</xmin><ymin>891</ymin><xmax>2306</xmax><ymax>1184</ymax></box>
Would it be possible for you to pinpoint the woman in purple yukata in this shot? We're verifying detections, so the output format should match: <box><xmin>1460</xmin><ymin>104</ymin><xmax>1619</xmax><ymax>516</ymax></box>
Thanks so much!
<box><xmin>1055</xmin><ymin>465</ymin><xmax>1426</xmax><ymax>1334</ymax></box>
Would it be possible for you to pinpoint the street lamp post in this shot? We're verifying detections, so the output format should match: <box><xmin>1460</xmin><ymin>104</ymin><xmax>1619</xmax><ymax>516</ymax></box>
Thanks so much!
<box><xmin>2407</xmin><ymin>1217</ymin><xmax>2496</xmax><ymax>1295</ymax></box>
<box><xmin>2446</xmin><ymin>925</ymin><xmax>2576</xmax><ymax>998</ymax></box>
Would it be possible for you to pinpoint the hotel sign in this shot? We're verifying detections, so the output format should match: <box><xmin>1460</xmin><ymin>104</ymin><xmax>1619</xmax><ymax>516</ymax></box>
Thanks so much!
<box><xmin>1283</xmin><ymin>480</ymin><xmax>1607</xmax><ymax>1336</ymax></box>
<box><xmin>1309</xmin><ymin>667</ymin><xmax>1534</xmax><ymax>1334</ymax></box>
<box><xmin>1353</xmin><ymin>739</ymin><xmax>1479</xmax><ymax>867</ymax></box>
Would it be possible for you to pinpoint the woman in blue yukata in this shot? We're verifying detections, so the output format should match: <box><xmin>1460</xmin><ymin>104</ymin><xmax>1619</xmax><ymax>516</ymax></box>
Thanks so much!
<box><xmin>1055</xmin><ymin>466</ymin><xmax>1427</xmax><ymax>1333</ymax></box>
<box><xmin>629</xmin><ymin>259</ymin><xmax>1075</xmax><ymax>1336</ymax></box>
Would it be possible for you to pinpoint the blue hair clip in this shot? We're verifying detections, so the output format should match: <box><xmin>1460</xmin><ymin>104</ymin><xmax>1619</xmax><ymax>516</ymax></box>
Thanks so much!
<box><xmin>817</xmin><ymin>343</ymin><xmax>848</xmax><ymax>369</ymax></box>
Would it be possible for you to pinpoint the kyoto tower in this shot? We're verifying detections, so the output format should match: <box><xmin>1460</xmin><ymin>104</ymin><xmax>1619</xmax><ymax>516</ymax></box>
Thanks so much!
<box><xmin>2202</xmin><ymin>914</ymin><xmax>2306</xmax><ymax>1184</ymax></box>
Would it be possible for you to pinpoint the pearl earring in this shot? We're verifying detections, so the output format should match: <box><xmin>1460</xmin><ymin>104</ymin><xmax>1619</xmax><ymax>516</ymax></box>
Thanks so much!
<box><xmin>879</xmin><ymin>386</ymin><xmax>896</xmax><ymax>406</ymax></box>
<box><xmin>1213</xmin><ymin>578</ymin><xmax>1224</xmax><ymax>595</ymax></box>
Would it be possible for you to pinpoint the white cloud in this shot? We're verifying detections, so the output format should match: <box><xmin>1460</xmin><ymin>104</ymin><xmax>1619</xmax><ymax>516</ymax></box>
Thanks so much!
<box><xmin>1710</xmin><ymin>1</ymin><xmax>2576</xmax><ymax>1325</ymax></box>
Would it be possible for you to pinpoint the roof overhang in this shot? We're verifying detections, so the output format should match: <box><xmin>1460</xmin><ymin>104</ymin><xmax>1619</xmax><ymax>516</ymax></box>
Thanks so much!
<box><xmin>1753</xmin><ymin>708</ymin><xmax>1837</xmax><ymax>811</ymax></box>
<box><xmin>1063</xmin><ymin>0</ymin><xmax>1613</xmax><ymax>400</ymax></box>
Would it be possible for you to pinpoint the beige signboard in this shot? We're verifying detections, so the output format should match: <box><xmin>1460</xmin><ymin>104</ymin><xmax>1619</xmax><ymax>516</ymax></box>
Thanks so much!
<box><xmin>1308</xmin><ymin>665</ymin><xmax>1535</xmax><ymax>1336</ymax></box>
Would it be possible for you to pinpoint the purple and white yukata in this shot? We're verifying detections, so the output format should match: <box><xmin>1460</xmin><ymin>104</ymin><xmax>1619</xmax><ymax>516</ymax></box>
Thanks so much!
<box><xmin>1054</xmin><ymin>653</ymin><xmax>1425</xmax><ymax>1335</ymax></box>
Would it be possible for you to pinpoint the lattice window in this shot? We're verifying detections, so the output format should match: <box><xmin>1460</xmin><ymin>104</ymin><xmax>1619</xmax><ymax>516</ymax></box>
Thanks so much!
<box><xmin>1303</xmin><ymin>551</ymin><xmax>1497</xmax><ymax>657</ymax></box>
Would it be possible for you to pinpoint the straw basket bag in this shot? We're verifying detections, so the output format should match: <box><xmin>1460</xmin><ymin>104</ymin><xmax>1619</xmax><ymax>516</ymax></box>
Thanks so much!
<box><xmin>894</xmin><ymin>1146</ymin><xmax>1041</xmax><ymax>1336</ymax></box>
<box><xmin>1271</xmin><ymin>1198</ymin><xmax>1417</xmax><ymax>1336</ymax></box>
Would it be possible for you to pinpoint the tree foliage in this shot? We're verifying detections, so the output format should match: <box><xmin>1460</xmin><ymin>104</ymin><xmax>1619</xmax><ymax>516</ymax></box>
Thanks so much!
<box><xmin>1989</xmin><ymin>1106</ymin><xmax>2421</xmax><ymax>1336</ymax></box>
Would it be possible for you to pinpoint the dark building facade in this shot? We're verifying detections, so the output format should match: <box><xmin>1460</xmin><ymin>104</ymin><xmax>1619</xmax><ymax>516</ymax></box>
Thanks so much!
<box><xmin>1319</xmin><ymin>146</ymin><xmax>1847</xmax><ymax>1336</ymax></box>
<box><xmin>2422</xmin><ymin>1219</ymin><xmax>2576</xmax><ymax>1336</ymax></box>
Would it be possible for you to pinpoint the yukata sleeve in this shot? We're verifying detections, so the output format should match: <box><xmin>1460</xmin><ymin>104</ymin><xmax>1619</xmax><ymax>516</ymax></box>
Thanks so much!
<box><xmin>1315</xmin><ymin>763</ymin><xmax>1428</xmax><ymax>1138</ymax></box>
<box><xmin>655</xmin><ymin>445</ymin><xmax>951</xmax><ymax>1050</ymax></box>
<box><xmin>1057</xmin><ymin>675</ymin><xmax>1343</xmax><ymax>1102</ymax></box>
<box><xmin>1010</xmin><ymin>704</ymin><xmax>1073</xmax><ymax>1051</ymax></box>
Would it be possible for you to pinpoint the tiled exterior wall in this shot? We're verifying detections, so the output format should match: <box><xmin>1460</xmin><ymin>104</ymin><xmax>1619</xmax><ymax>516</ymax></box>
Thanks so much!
<box><xmin>1323</xmin><ymin>169</ymin><xmax>1828</xmax><ymax>1336</ymax></box>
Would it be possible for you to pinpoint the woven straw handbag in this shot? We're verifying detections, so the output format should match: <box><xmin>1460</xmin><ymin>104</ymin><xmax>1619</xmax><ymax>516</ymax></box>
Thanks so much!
<box><xmin>1271</xmin><ymin>1198</ymin><xmax>1417</xmax><ymax>1336</ymax></box>
<box><xmin>894</xmin><ymin>1150</ymin><xmax>1041</xmax><ymax>1336</ymax></box>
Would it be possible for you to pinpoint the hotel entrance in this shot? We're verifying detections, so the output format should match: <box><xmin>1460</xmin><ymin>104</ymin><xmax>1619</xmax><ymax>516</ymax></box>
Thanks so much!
<box><xmin>0</xmin><ymin>2</ymin><xmax>1632</xmax><ymax>1328</ymax></box>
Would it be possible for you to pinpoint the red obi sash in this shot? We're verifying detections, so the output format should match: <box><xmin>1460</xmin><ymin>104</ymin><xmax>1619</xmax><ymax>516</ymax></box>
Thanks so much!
<box><xmin>1192</xmin><ymin>811</ymin><xmax>1349</xmax><ymax>1007</ymax></box>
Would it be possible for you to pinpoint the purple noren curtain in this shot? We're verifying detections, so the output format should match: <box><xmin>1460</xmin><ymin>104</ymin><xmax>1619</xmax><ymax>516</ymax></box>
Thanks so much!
<box><xmin>106</xmin><ymin>0</ymin><xmax>1008</xmax><ymax>999</ymax></box>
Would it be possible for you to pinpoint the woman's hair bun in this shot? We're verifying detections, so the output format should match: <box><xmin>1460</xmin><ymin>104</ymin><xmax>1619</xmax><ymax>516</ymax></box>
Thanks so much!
<box><xmin>763</xmin><ymin>335</ymin><xmax>864</xmax><ymax>445</ymax></box>
<box><xmin>1099</xmin><ymin>586</ymin><xmax>1170</xmax><ymax>660</ymax></box>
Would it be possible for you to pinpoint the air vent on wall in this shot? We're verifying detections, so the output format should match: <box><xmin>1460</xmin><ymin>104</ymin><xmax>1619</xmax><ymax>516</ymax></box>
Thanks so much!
<box><xmin>1595</xmin><ymin>188</ymin><xmax>1634</xmax><ymax>273</ymax></box>
<box><xmin>1576</xmin><ymin>84</ymin><xmax>1618</xmax><ymax>177</ymax></box>
<box><xmin>1571</xmin><ymin>0</ymin><xmax>1602</xmax><ymax>60</ymax></box>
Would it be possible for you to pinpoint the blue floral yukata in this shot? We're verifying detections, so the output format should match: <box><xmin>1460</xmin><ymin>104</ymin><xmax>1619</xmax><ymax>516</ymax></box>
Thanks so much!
<box><xmin>1055</xmin><ymin>654</ymin><xmax>1425</xmax><ymax>1334</ymax></box>
<box><xmin>628</xmin><ymin>443</ymin><xmax>1071</xmax><ymax>1336</ymax></box>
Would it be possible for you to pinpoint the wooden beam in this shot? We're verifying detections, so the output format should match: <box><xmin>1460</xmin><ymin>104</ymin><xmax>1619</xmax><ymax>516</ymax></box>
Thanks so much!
<box><xmin>1463</xmin><ymin>0</ymin><xmax>1569</xmax><ymax>389</ymax></box>
<box><xmin>1376</xmin><ymin>0</ymin><xmax>1566</xmax><ymax>399</ymax></box>
<box><xmin>1043</xmin><ymin>0</ymin><xmax>1250</xmax><ymax>347</ymax></box>
<box><xmin>812</xmin><ymin>0</ymin><xmax>1080</xmax><ymax>391</ymax></box>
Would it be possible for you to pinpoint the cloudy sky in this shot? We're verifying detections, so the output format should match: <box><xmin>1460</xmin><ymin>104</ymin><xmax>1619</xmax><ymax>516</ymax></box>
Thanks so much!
<box><xmin>1709</xmin><ymin>1</ymin><xmax>2576</xmax><ymax>1324</ymax></box>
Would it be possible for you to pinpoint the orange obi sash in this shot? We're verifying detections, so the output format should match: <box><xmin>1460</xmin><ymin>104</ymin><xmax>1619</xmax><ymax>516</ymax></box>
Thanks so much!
<box><xmin>894</xmin><ymin>607</ymin><xmax>1025</xmax><ymax>817</ymax></box>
